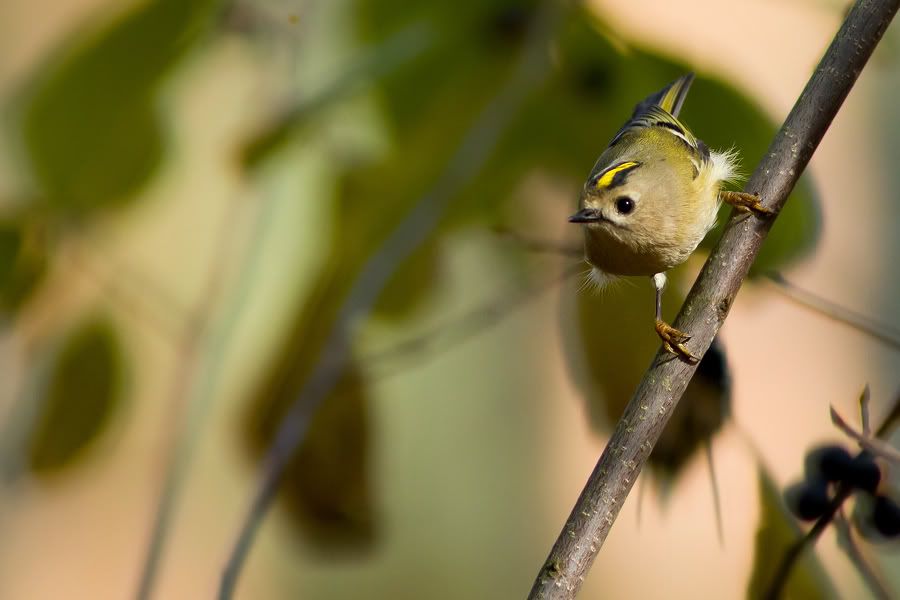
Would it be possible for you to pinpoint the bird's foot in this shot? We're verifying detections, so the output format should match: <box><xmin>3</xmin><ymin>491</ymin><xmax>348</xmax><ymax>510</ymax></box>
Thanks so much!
<box><xmin>655</xmin><ymin>319</ymin><xmax>699</xmax><ymax>364</ymax></box>
<box><xmin>720</xmin><ymin>190</ymin><xmax>774</xmax><ymax>217</ymax></box>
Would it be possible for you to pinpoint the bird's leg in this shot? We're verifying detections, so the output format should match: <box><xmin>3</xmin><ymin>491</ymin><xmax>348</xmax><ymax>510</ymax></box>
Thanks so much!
<box><xmin>652</xmin><ymin>273</ymin><xmax>698</xmax><ymax>364</ymax></box>
<box><xmin>720</xmin><ymin>190</ymin><xmax>774</xmax><ymax>217</ymax></box>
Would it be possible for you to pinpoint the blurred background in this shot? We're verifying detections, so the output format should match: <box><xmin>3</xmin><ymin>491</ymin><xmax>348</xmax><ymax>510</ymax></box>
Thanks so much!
<box><xmin>0</xmin><ymin>0</ymin><xmax>899</xmax><ymax>598</ymax></box>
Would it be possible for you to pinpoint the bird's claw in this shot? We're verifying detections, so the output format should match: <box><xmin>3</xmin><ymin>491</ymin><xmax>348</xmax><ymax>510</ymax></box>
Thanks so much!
<box><xmin>655</xmin><ymin>319</ymin><xmax>699</xmax><ymax>364</ymax></box>
<box><xmin>720</xmin><ymin>191</ymin><xmax>774</xmax><ymax>217</ymax></box>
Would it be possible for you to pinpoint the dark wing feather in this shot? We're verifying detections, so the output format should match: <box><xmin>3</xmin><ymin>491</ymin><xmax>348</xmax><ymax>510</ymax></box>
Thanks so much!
<box><xmin>609</xmin><ymin>74</ymin><xmax>708</xmax><ymax>161</ymax></box>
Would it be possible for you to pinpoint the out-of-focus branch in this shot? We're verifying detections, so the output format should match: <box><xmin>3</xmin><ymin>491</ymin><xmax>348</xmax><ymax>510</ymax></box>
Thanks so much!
<box><xmin>217</xmin><ymin>3</ymin><xmax>564</xmax><ymax>598</ymax></box>
<box><xmin>135</xmin><ymin>192</ymin><xmax>249</xmax><ymax>600</ymax></box>
<box><xmin>764</xmin><ymin>484</ymin><xmax>855</xmax><ymax>600</ymax></box>
<box><xmin>834</xmin><ymin>512</ymin><xmax>892</xmax><ymax>600</ymax></box>
<box><xmin>528</xmin><ymin>1</ymin><xmax>899</xmax><ymax>598</ymax></box>
<box><xmin>367</xmin><ymin>264</ymin><xmax>581</xmax><ymax>379</ymax></box>
<box><xmin>831</xmin><ymin>405</ymin><xmax>900</xmax><ymax>464</ymax></box>
<box><xmin>765</xmin><ymin>388</ymin><xmax>900</xmax><ymax>598</ymax></box>
<box><xmin>764</xmin><ymin>272</ymin><xmax>900</xmax><ymax>352</ymax></box>
<box><xmin>134</xmin><ymin>17</ymin><xmax>436</xmax><ymax>600</ymax></box>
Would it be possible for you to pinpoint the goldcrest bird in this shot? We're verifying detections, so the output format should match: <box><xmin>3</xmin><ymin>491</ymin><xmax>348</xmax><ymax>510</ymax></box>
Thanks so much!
<box><xmin>569</xmin><ymin>73</ymin><xmax>771</xmax><ymax>362</ymax></box>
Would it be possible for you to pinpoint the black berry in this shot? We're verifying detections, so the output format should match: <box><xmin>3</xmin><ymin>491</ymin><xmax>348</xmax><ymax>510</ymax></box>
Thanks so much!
<box><xmin>872</xmin><ymin>495</ymin><xmax>900</xmax><ymax>538</ymax></box>
<box><xmin>785</xmin><ymin>478</ymin><xmax>830</xmax><ymax>521</ymax></box>
<box><xmin>845</xmin><ymin>452</ymin><xmax>881</xmax><ymax>493</ymax></box>
<box><xmin>805</xmin><ymin>445</ymin><xmax>853</xmax><ymax>482</ymax></box>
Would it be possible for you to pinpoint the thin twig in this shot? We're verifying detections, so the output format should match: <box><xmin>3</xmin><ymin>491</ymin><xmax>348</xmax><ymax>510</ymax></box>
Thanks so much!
<box><xmin>366</xmin><ymin>264</ymin><xmax>581</xmax><ymax>379</ymax></box>
<box><xmin>136</xmin><ymin>20</ymin><xmax>435</xmax><ymax>599</ymax></box>
<box><xmin>765</xmin><ymin>272</ymin><xmax>900</xmax><ymax>352</ymax></box>
<box><xmin>64</xmin><ymin>233</ymin><xmax>188</xmax><ymax>344</ymax></box>
<box><xmin>135</xmin><ymin>193</ymin><xmax>249</xmax><ymax>600</ymax></box>
<box><xmin>765</xmin><ymin>391</ymin><xmax>900</xmax><ymax>598</ymax></box>
<box><xmin>705</xmin><ymin>440</ymin><xmax>725</xmax><ymax>547</ymax></box>
<box><xmin>830</xmin><ymin>405</ymin><xmax>900</xmax><ymax>464</ymax></box>
<box><xmin>241</xmin><ymin>21</ymin><xmax>433</xmax><ymax>168</ymax></box>
<box><xmin>217</xmin><ymin>3</ymin><xmax>564</xmax><ymax>598</ymax></box>
<box><xmin>492</xmin><ymin>227</ymin><xmax>583</xmax><ymax>258</ymax></box>
<box><xmin>834</xmin><ymin>510</ymin><xmax>892</xmax><ymax>600</ymax></box>
<box><xmin>763</xmin><ymin>484</ymin><xmax>855</xmax><ymax>600</ymax></box>
<box><xmin>860</xmin><ymin>385</ymin><xmax>872</xmax><ymax>437</ymax></box>
<box><xmin>876</xmin><ymin>389</ymin><xmax>900</xmax><ymax>437</ymax></box>
<box><xmin>528</xmin><ymin>2</ymin><xmax>900</xmax><ymax>598</ymax></box>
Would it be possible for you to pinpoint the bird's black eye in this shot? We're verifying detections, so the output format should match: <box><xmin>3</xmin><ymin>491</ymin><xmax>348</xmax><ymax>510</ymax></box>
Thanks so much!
<box><xmin>615</xmin><ymin>196</ymin><xmax>635</xmax><ymax>214</ymax></box>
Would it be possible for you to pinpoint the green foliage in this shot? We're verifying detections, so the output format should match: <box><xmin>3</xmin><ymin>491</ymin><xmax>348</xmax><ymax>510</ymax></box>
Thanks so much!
<box><xmin>747</xmin><ymin>468</ymin><xmax>836</xmax><ymax>599</ymax></box>
<box><xmin>240</xmin><ymin>22</ymin><xmax>434</xmax><ymax>171</ymax></box>
<box><xmin>0</xmin><ymin>218</ymin><xmax>48</xmax><ymax>317</ymax></box>
<box><xmin>19</xmin><ymin>0</ymin><xmax>220</xmax><ymax>215</ymax></box>
<box><xmin>240</xmin><ymin>0</ymin><xmax>824</xmax><ymax>539</ymax></box>
<box><xmin>243</xmin><ymin>262</ymin><xmax>374</xmax><ymax>550</ymax></box>
<box><xmin>28</xmin><ymin>315</ymin><xmax>126</xmax><ymax>473</ymax></box>
<box><xmin>246</xmin><ymin>363</ymin><xmax>374</xmax><ymax>551</ymax></box>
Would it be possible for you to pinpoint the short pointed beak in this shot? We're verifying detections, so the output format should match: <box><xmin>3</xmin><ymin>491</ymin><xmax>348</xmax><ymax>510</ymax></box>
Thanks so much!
<box><xmin>568</xmin><ymin>208</ymin><xmax>603</xmax><ymax>223</ymax></box>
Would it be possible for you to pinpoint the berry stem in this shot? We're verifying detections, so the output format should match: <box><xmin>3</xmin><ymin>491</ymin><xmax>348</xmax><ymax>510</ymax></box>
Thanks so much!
<box><xmin>764</xmin><ymin>485</ymin><xmax>854</xmax><ymax>600</ymax></box>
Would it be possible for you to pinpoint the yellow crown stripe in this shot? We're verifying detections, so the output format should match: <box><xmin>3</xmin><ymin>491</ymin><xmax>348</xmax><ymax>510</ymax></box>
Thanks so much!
<box><xmin>595</xmin><ymin>161</ymin><xmax>640</xmax><ymax>189</ymax></box>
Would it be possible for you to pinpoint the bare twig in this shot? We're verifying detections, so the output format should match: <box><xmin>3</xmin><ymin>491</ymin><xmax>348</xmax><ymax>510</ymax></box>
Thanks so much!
<box><xmin>65</xmin><ymin>236</ymin><xmax>187</xmax><ymax>343</ymax></box>
<box><xmin>705</xmin><ymin>441</ymin><xmax>725</xmax><ymax>547</ymax></box>
<box><xmin>764</xmin><ymin>484</ymin><xmax>855</xmax><ymax>600</ymax></box>
<box><xmin>834</xmin><ymin>510</ymin><xmax>892</xmax><ymax>600</ymax></box>
<box><xmin>528</xmin><ymin>2</ymin><xmax>899</xmax><ymax>598</ymax></box>
<box><xmin>135</xmin><ymin>193</ymin><xmax>249</xmax><ymax>600</ymax></box>
<box><xmin>765</xmin><ymin>272</ymin><xmax>900</xmax><ymax>352</ymax></box>
<box><xmin>135</xmin><ymin>20</ymin><xmax>436</xmax><ymax>599</ymax></box>
<box><xmin>876</xmin><ymin>389</ymin><xmax>900</xmax><ymax>437</ymax></box>
<box><xmin>492</xmin><ymin>227</ymin><xmax>582</xmax><ymax>258</ymax></box>
<box><xmin>766</xmin><ymin>391</ymin><xmax>900</xmax><ymax>598</ymax></box>
<box><xmin>217</xmin><ymin>3</ymin><xmax>563</xmax><ymax>598</ymax></box>
<box><xmin>860</xmin><ymin>385</ymin><xmax>872</xmax><ymax>437</ymax></box>
<box><xmin>830</xmin><ymin>405</ymin><xmax>900</xmax><ymax>464</ymax></box>
<box><xmin>240</xmin><ymin>21</ymin><xmax>433</xmax><ymax>168</ymax></box>
<box><xmin>366</xmin><ymin>264</ymin><xmax>580</xmax><ymax>379</ymax></box>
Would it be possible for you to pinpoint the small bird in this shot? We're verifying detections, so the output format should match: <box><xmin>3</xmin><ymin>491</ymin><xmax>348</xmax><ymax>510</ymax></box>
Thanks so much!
<box><xmin>569</xmin><ymin>73</ymin><xmax>771</xmax><ymax>362</ymax></box>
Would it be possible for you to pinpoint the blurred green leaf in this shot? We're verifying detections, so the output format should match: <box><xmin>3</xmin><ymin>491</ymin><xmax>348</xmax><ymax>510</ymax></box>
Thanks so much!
<box><xmin>19</xmin><ymin>0</ymin><xmax>220</xmax><ymax>214</ymax></box>
<box><xmin>0</xmin><ymin>218</ymin><xmax>48</xmax><ymax>317</ymax></box>
<box><xmin>244</xmin><ymin>263</ymin><xmax>374</xmax><ymax>551</ymax></box>
<box><xmin>240</xmin><ymin>22</ymin><xmax>434</xmax><ymax>170</ymax></box>
<box><xmin>246</xmin><ymin>365</ymin><xmax>373</xmax><ymax>552</ymax></box>
<box><xmin>240</xmin><ymin>1</ymin><xmax>825</xmax><ymax>543</ymax></box>
<box><xmin>682</xmin><ymin>80</ymin><xmax>821</xmax><ymax>274</ymax></box>
<box><xmin>346</xmin><ymin>1</ymin><xmax>820</xmax><ymax>293</ymax></box>
<box><xmin>746</xmin><ymin>468</ymin><xmax>836</xmax><ymax>599</ymax></box>
<box><xmin>28</xmin><ymin>315</ymin><xmax>126</xmax><ymax>473</ymax></box>
<box><xmin>375</xmin><ymin>239</ymin><xmax>443</xmax><ymax>319</ymax></box>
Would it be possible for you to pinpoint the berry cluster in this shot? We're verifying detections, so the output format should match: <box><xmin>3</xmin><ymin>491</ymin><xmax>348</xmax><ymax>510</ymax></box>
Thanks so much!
<box><xmin>785</xmin><ymin>444</ymin><xmax>900</xmax><ymax>539</ymax></box>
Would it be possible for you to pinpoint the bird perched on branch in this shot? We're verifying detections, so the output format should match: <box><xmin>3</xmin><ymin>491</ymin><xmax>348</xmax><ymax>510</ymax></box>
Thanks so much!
<box><xmin>569</xmin><ymin>73</ymin><xmax>772</xmax><ymax>362</ymax></box>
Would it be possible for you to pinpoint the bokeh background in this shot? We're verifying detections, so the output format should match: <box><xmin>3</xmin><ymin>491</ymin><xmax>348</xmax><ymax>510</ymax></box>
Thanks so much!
<box><xmin>0</xmin><ymin>0</ymin><xmax>899</xmax><ymax>598</ymax></box>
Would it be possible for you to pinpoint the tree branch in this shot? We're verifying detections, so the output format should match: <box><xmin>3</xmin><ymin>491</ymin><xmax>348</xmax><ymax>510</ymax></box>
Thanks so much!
<box><xmin>764</xmin><ymin>387</ymin><xmax>900</xmax><ymax>598</ymax></box>
<box><xmin>217</xmin><ymin>2</ymin><xmax>563</xmax><ymax>597</ymax></box>
<box><xmin>527</xmin><ymin>1</ymin><xmax>899</xmax><ymax>598</ymax></box>
<box><xmin>834</xmin><ymin>511</ymin><xmax>892</xmax><ymax>600</ymax></box>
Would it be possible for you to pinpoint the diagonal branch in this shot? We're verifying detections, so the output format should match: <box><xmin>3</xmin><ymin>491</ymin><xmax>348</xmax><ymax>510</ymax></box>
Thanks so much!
<box><xmin>217</xmin><ymin>2</ymin><xmax>563</xmax><ymax>597</ymax></box>
<box><xmin>527</xmin><ymin>1</ymin><xmax>900</xmax><ymax>598</ymax></box>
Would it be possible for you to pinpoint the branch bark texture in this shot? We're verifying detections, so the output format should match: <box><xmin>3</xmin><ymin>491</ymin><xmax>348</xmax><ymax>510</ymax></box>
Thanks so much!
<box><xmin>528</xmin><ymin>1</ymin><xmax>899</xmax><ymax>598</ymax></box>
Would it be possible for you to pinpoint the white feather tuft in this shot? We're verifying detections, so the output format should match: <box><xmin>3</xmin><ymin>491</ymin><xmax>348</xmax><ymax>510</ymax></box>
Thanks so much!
<box><xmin>708</xmin><ymin>147</ymin><xmax>742</xmax><ymax>186</ymax></box>
<box><xmin>580</xmin><ymin>266</ymin><xmax>619</xmax><ymax>294</ymax></box>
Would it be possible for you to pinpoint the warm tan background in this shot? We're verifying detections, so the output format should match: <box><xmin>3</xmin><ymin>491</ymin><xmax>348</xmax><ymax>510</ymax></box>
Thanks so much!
<box><xmin>1</xmin><ymin>0</ymin><xmax>899</xmax><ymax>598</ymax></box>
